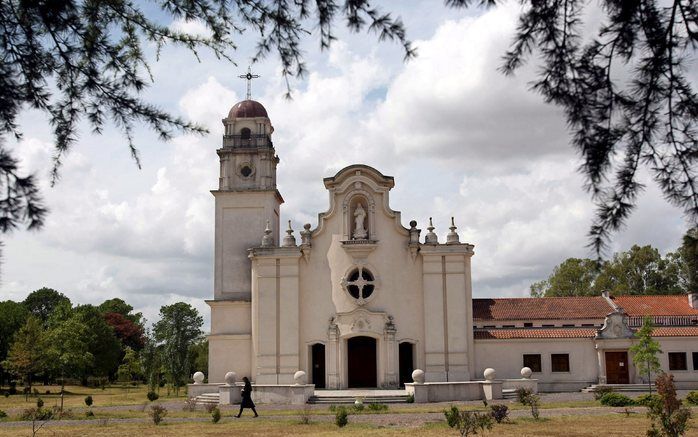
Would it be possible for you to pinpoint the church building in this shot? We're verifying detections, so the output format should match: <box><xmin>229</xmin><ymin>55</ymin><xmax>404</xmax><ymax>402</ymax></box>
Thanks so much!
<box><xmin>206</xmin><ymin>97</ymin><xmax>698</xmax><ymax>393</ymax></box>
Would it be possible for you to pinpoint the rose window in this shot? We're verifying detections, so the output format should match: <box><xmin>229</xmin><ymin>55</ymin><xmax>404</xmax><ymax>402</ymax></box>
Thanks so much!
<box><xmin>343</xmin><ymin>267</ymin><xmax>376</xmax><ymax>305</ymax></box>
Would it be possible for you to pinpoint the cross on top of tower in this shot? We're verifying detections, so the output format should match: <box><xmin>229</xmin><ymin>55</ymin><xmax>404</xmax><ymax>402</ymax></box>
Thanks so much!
<box><xmin>239</xmin><ymin>66</ymin><xmax>260</xmax><ymax>100</ymax></box>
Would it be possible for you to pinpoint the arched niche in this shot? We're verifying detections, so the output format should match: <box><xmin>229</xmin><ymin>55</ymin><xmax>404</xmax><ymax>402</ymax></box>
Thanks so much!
<box><xmin>343</xmin><ymin>190</ymin><xmax>376</xmax><ymax>241</ymax></box>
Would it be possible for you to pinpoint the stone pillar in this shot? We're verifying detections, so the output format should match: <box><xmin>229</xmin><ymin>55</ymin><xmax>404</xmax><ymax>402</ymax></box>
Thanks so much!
<box><xmin>384</xmin><ymin>317</ymin><xmax>398</xmax><ymax>388</ymax></box>
<box><xmin>327</xmin><ymin>319</ymin><xmax>341</xmax><ymax>389</ymax></box>
<box><xmin>596</xmin><ymin>346</ymin><xmax>607</xmax><ymax>384</ymax></box>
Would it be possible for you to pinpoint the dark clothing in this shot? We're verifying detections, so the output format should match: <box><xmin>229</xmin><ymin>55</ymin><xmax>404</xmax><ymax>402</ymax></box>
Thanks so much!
<box><xmin>236</xmin><ymin>381</ymin><xmax>258</xmax><ymax>417</ymax></box>
<box><xmin>240</xmin><ymin>383</ymin><xmax>255</xmax><ymax>408</ymax></box>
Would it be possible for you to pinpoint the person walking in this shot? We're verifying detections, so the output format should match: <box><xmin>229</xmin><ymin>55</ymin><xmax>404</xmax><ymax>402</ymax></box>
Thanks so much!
<box><xmin>236</xmin><ymin>376</ymin><xmax>258</xmax><ymax>417</ymax></box>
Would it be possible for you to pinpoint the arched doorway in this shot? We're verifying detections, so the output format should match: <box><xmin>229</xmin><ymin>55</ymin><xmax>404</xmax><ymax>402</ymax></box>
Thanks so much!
<box><xmin>347</xmin><ymin>336</ymin><xmax>377</xmax><ymax>388</ymax></box>
<box><xmin>311</xmin><ymin>343</ymin><xmax>326</xmax><ymax>388</ymax></box>
<box><xmin>398</xmin><ymin>342</ymin><xmax>414</xmax><ymax>388</ymax></box>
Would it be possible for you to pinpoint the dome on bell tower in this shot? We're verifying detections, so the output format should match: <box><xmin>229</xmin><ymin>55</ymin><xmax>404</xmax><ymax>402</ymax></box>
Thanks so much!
<box><xmin>228</xmin><ymin>99</ymin><xmax>269</xmax><ymax>119</ymax></box>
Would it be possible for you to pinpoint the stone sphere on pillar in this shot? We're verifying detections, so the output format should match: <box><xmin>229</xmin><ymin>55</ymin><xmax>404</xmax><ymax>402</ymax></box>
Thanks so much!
<box><xmin>483</xmin><ymin>368</ymin><xmax>496</xmax><ymax>381</ymax></box>
<box><xmin>193</xmin><ymin>371</ymin><xmax>205</xmax><ymax>384</ymax></box>
<box><xmin>521</xmin><ymin>367</ymin><xmax>533</xmax><ymax>379</ymax></box>
<box><xmin>294</xmin><ymin>370</ymin><xmax>307</xmax><ymax>385</ymax></box>
<box><xmin>411</xmin><ymin>369</ymin><xmax>425</xmax><ymax>384</ymax></box>
<box><xmin>224</xmin><ymin>371</ymin><xmax>237</xmax><ymax>385</ymax></box>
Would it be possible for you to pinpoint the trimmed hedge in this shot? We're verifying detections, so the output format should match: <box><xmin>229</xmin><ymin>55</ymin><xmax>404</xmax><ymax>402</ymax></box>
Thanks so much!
<box><xmin>599</xmin><ymin>392</ymin><xmax>634</xmax><ymax>407</ymax></box>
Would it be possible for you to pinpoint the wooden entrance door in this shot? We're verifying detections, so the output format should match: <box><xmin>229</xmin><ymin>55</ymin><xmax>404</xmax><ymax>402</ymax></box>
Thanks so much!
<box><xmin>311</xmin><ymin>343</ymin><xmax>326</xmax><ymax>388</ymax></box>
<box><xmin>605</xmin><ymin>351</ymin><xmax>629</xmax><ymax>384</ymax></box>
<box><xmin>347</xmin><ymin>336</ymin><xmax>377</xmax><ymax>388</ymax></box>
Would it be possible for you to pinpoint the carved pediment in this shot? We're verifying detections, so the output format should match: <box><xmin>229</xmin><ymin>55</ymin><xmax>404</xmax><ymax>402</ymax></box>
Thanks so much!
<box><xmin>333</xmin><ymin>308</ymin><xmax>392</xmax><ymax>338</ymax></box>
<box><xmin>596</xmin><ymin>310</ymin><xmax>634</xmax><ymax>339</ymax></box>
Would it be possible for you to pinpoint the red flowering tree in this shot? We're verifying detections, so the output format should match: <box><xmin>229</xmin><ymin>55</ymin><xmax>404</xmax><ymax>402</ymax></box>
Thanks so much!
<box><xmin>103</xmin><ymin>312</ymin><xmax>145</xmax><ymax>351</ymax></box>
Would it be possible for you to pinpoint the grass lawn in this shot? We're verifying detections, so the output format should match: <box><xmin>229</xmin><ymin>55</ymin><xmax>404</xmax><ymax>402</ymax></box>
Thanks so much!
<box><xmin>1</xmin><ymin>415</ymin><xmax>697</xmax><ymax>436</ymax></box>
<box><xmin>0</xmin><ymin>384</ymin><xmax>186</xmax><ymax>410</ymax></box>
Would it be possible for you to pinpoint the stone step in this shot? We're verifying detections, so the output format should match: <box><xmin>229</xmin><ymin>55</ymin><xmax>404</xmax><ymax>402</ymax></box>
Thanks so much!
<box><xmin>307</xmin><ymin>395</ymin><xmax>409</xmax><ymax>405</ymax></box>
<box><xmin>194</xmin><ymin>393</ymin><xmax>220</xmax><ymax>405</ymax></box>
<box><xmin>502</xmin><ymin>389</ymin><xmax>518</xmax><ymax>399</ymax></box>
<box><xmin>581</xmin><ymin>384</ymin><xmax>649</xmax><ymax>393</ymax></box>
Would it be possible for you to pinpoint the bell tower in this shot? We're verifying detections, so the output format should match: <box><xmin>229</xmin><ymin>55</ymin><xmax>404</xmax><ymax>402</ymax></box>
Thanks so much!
<box><xmin>212</xmin><ymin>98</ymin><xmax>283</xmax><ymax>301</ymax></box>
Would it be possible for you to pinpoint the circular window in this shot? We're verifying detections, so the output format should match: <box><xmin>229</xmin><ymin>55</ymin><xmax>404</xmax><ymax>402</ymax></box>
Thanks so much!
<box><xmin>241</xmin><ymin>166</ymin><xmax>253</xmax><ymax>177</ymax></box>
<box><xmin>342</xmin><ymin>267</ymin><xmax>377</xmax><ymax>305</ymax></box>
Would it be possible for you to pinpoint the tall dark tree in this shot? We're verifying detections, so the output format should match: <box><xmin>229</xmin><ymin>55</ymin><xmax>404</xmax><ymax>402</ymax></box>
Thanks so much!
<box><xmin>681</xmin><ymin>227</ymin><xmax>698</xmax><ymax>293</ymax></box>
<box><xmin>153</xmin><ymin>302</ymin><xmax>203</xmax><ymax>395</ymax></box>
<box><xmin>22</xmin><ymin>288</ymin><xmax>71</xmax><ymax>322</ymax></box>
<box><xmin>1</xmin><ymin>0</ymin><xmax>695</xmax><ymax>255</ymax></box>
<box><xmin>1</xmin><ymin>316</ymin><xmax>44</xmax><ymax>390</ymax></box>
<box><xmin>73</xmin><ymin>305</ymin><xmax>122</xmax><ymax>379</ymax></box>
<box><xmin>0</xmin><ymin>300</ymin><xmax>28</xmax><ymax>386</ymax></box>
<box><xmin>98</xmin><ymin>298</ymin><xmax>143</xmax><ymax>327</ymax></box>
<box><xmin>530</xmin><ymin>258</ymin><xmax>598</xmax><ymax>297</ymax></box>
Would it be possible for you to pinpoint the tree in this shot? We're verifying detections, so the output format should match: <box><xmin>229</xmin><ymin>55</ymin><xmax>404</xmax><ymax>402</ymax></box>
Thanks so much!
<box><xmin>1</xmin><ymin>317</ymin><xmax>44</xmax><ymax>390</ymax></box>
<box><xmin>103</xmin><ymin>312</ymin><xmax>145</xmax><ymax>352</ymax></box>
<box><xmin>595</xmin><ymin>245</ymin><xmax>680</xmax><ymax>295</ymax></box>
<box><xmin>73</xmin><ymin>305</ymin><xmax>122</xmax><ymax>379</ymax></box>
<box><xmin>189</xmin><ymin>339</ymin><xmax>208</xmax><ymax>377</ymax></box>
<box><xmin>630</xmin><ymin>317</ymin><xmax>662</xmax><ymax>395</ymax></box>
<box><xmin>98</xmin><ymin>298</ymin><xmax>143</xmax><ymax>327</ymax></box>
<box><xmin>680</xmin><ymin>227</ymin><xmax>698</xmax><ymax>293</ymax></box>
<box><xmin>530</xmin><ymin>258</ymin><xmax>598</xmax><ymax>297</ymax></box>
<box><xmin>0</xmin><ymin>300</ymin><xmax>28</xmax><ymax>386</ymax></box>
<box><xmin>153</xmin><ymin>302</ymin><xmax>203</xmax><ymax>395</ymax></box>
<box><xmin>1</xmin><ymin>1</ymin><xmax>695</xmax><ymax>255</ymax></box>
<box><xmin>647</xmin><ymin>373</ymin><xmax>691</xmax><ymax>437</ymax></box>
<box><xmin>41</xmin><ymin>317</ymin><xmax>93</xmax><ymax>393</ymax></box>
<box><xmin>117</xmin><ymin>347</ymin><xmax>142</xmax><ymax>383</ymax></box>
<box><xmin>140</xmin><ymin>330</ymin><xmax>162</xmax><ymax>393</ymax></box>
<box><xmin>22</xmin><ymin>288</ymin><xmax>71</xmax><ymax>323</ymax></box>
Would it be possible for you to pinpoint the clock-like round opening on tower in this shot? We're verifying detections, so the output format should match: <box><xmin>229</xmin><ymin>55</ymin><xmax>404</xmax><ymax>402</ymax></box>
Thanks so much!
<box><xmin>241</xmin><ymin>166</ymin><xmax>253</xmax><ymax>177</ymax></box>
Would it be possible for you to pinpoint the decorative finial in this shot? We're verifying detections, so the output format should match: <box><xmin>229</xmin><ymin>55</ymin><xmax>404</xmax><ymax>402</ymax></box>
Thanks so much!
<box><xmin>425</xmin><ymin>217</ymin><xmax>438</xmax><ymax>244</ymax></box>
<box><xmin>446</xmin><ymin>217</ymin><xmax>460</xmax><ymax>244</ymax></box>
<box><xmin>238</xmin><ymin>66</ymin><xmax>260</xmax><ymax>100</ymax></box>
<box><xmin>282</xmin><ymin>220</ymin><xmax>297</xmax><ymax>247</ymax></box>
<box><xmin>300</xmin><ymin>223</ymin><xmax>312</xmax><ymax>246</ymax></box>
<box><xmin>261</xmin><ymin>220</ymin><xmax>274</xmax><ymax>247</ymax></box>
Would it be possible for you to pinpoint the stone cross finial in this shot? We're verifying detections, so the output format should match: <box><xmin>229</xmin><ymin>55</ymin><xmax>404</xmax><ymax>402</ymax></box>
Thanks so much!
<box><xmin>261</xmin><ymin>220</ymin><xmax>274</xmax><ymax>247</ymax></box>
<box><xmin>282</xmin><ymin>220</ymin><xmax>297</xmax><ymax>247</ymax></box>
<box><xmin>446</xmin><ymin>217</ymin><xmax>460</xmax><ymax>244</ymax></box>
<box><xmin>238</xmin><ymin>66</ymin><xmax>260</xmax><ymax>100</ymax></box>
<box><xmin>424</xmin><ymin>217</ymin><xmax>439</xmax><ymax>244</ymax></box>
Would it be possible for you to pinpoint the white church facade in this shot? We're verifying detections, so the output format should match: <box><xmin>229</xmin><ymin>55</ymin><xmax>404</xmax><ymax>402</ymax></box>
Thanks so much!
<box><xmin>206</xmin><ymin>98</ymin><xmax>698</xmax><ymax>396</ymax></box>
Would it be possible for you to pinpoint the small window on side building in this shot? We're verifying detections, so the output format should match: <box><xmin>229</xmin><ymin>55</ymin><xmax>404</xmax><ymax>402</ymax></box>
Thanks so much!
<box><xmin>669</xmin><ymin>352</ymin><xmax>687</xmax><ymax>371</ymax></box>
<box><xmin>524</xmin><ymin>322</ymin><xmax>533</xmax><ymax>328</ymax></box>
<box><xmin>551</xmin><ymin>354</ymin><xmax>570</xmax><ymax>372</ymax></box>
<box><xmin>693</xmin><ymin>352</ymin><xmax>698</xmax><ymax>371</ymax></box>
<box><xmin>523</xmin><ymin>354</ymin><xmax>542</xmax><ymax>372</ymax></box>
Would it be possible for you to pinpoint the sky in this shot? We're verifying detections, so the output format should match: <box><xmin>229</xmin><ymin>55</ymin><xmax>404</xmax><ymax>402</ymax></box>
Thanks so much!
<box><xmin>0</xmin><ymin>1</ymin><xmax>690</xmax><ymax>330</ymax></box>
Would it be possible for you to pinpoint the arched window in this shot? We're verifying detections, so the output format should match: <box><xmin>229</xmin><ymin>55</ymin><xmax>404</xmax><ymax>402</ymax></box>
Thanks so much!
<box><xmin>240</xmin><ymin>127</ymin><xmax>251</xmax><ymax>139</ymax></box>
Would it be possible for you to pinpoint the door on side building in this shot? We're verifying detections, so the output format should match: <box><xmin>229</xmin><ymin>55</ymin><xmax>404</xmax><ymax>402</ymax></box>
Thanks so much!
<box><xmin>605</xmin><ymin>351</ymin><xmax>629</xmax><ymax>384</ymax></box>
<box><xmin>398</xmin><ymin>342</ymin><xmax>414</xmax><ymax>388</ymax></box>
<box><xmin>311</xmin><ymin>343</ymin><xmax>326</xmax><ymax>388</ymax></box>
<box><xmin>347</xmin><ymin>336</ymin><xmax>377</xmax><ymax>388</ymax></box>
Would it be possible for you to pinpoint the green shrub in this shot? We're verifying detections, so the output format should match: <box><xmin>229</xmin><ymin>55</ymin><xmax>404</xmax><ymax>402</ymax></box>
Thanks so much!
<box><xmin>367</xmin><ymin>403</ymin><xmax>388</xmax><ymax>412</ymax></box>
<box><xmin>444</xmin><ymin>405</ymin><xmax>460</xmax><ymax>428</ymax></box>
<box><xmin>84</xmin><ymin>395</ymin><xmax>93</xmax><ymax>407</ymax></box>
<box><xmin>352</xmin><ymin>403</ymin><xmax>364</xmax><ymax>412</ymax></box>
<box><xmin>36</xmin><ymin>398</ymin><xmax>44</xmax><ymax>408</ymax></box>
<box><xmin>328</xmin><ymin>405</ymin><xmax>337</xmax><ymax>412</ymax></box>
<box><xmin>3</xmin><ymin>392</ymin><xmax>8</xmax><ymax>398</ymax></box>
<box><xmin>20</xmin><ymin>407</ymin><xmax>53</xmax><ymax>421</ymax></box>
<box><xmin>636</xmin><ymin>394</ymin><xmax>661</xmax><ymax>408</ymax></box>
<box><xmin>489</xmin><ymin>404</ymin><xmax>509</xmax><ymax>423</ymax></box>
<box><xmin>149</xmin><ymin>405</ymin><xmax>167</xmax><ymax>425</ymax></box>
<box><xmin>685</xmin><ymin>391</ymin><xmax>698</xmax><ymax>405</ymax></box>
<box><xmin>592</xmin><ymin>386</ymin><xmax>615</xmax><ymax>400</ymax></box>
<box><xmin>211</xmin><ymin>407</ymin><xmax>221</xmax><ymax>423</ymax></box>
<box><xmin>85</xmin><ymin>410</ymin><xmax>95</xmax><ymax>418</ymax></box>
<box><xmin>647</xmin><ymin>373</ymin><xmax>691</xmax><ymax>437</ymax></box>
<box><xmin>599</xmin><ymin>392</ymin><xmax>635</xmax><ymax>407</ymax></box>
<box><xmin>45</xmin><ymin>390</ymin><xmax>50</xmax><ymax>395</ymax></box>
<box><xmin>0</xmin><ymin>410</ymin><xmax>7</xmax><ymax>419</ymax></box>
<box><xmin>334</xmin><ymin>406</ymin><xmax>348</xmax><ymax>428</ymax></box>
<box><xmin>406</xmin><ymin>393</ymin><xmax>414</xmax><ymax>403</ymax></box>
<box><xmin>515</xmin><ymin>387</ymin><xmax>533</xmax><ymax>404</ymax></box>
<box><xmin>146</xmin><ymin>391</ymin><xmax>159</xmax><ymax>402</ymax></box>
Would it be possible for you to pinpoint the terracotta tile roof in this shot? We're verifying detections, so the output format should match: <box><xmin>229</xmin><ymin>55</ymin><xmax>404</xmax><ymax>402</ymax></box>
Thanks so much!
<box><xmin>472</xmin><ymin>297</ymin><xmax>612</xmax><ymax>321</ymax></box>
<box><xmin>652</xmin><ymin>327</ymin><xmax>698</xmax><ymax>337</ymax></box>
<box><xmin>474</xmin><ymin>328</ymin><xmax>596</xmax><ymax>340</ymax></box>
<box><xmin>611</xmin><ymin>295</ymin><xmax>698</xmax><ymax>316</ymax></box>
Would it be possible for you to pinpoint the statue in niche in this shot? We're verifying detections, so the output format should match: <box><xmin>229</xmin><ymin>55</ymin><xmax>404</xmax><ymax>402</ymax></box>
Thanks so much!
<box><xmin>353</xmin><ymin>203</ymin><xmax>368</xmax><ymax>239</ymax></box>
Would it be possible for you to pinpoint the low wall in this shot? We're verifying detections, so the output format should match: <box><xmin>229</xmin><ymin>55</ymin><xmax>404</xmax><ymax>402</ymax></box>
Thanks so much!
<box><xmin>501</xmin><ymin>379</ymin><xmax>538</xmax><ymax>394</ymax></box>
<box><xmin>187</xmin><ymin>383</ymin><xmax>223</xmax><ymax>398</ymax></box>
<box><xmin>218</xmin><ymin>384</ymin><xmax>315</xmax><ymax>405</ymax></box>
<box><xmin>539</xmin><ymin>381</ymin><xmax>591</xmax><ymax>393</ymax></box>
<box><xmin>405</xmin><ymin>381</ymin><xmax>502</xmax><ymax>403</ymax></box>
